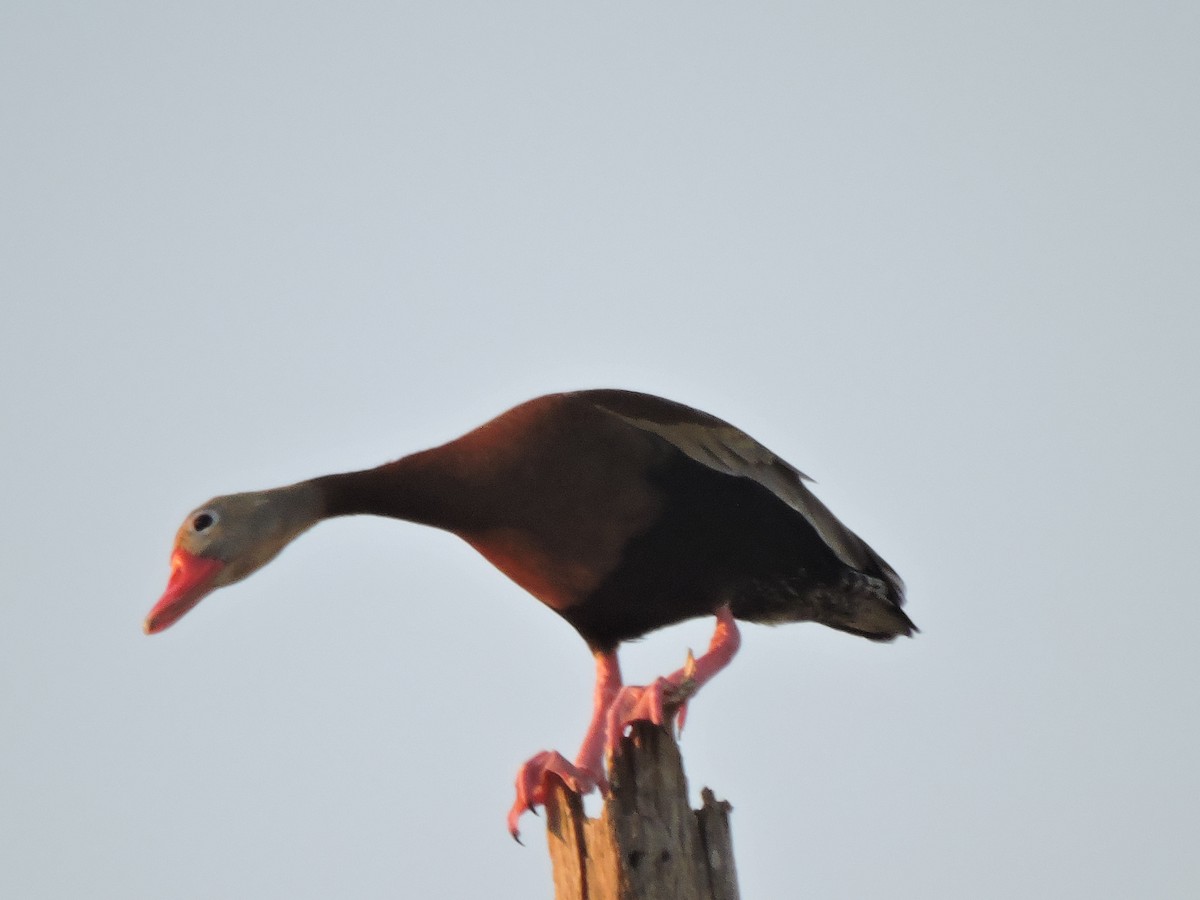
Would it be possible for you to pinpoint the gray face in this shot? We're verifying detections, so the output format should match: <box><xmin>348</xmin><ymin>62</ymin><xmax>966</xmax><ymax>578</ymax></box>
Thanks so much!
<box><xmin>175</xmin><ymin>485</ymin><xmax>322</xmax><ymax>589</ymax></box>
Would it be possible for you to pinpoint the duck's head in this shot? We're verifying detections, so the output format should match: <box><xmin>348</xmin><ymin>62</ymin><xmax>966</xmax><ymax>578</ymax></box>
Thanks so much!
<box><xmin>143</xmin><ymin>485</ymin><xmax>320</xmax><ymax>634</ymax></box>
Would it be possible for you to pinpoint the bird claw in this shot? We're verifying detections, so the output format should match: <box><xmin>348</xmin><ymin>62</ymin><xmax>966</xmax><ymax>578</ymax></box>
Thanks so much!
<box><xmin>676</xmin><ymin>648</ymin><xmax>699</xmax><ymax>733</ymax></box>
<box><xmin>604</xmin><ymin>671</ymin><xmax>699</xmax><ymax>759</ymax></box>
<box><xmin>507</xmin><ymin>750</ymin><xmax>604</xmax><ymax>842</ymax></box>
<box><xmin>507</xmin><ymin>611</ymin><xmax>740</xmax><ymax>840</ymax></box>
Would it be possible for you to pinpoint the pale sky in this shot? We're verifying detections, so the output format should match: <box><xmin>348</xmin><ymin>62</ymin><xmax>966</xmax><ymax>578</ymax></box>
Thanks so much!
<box><xmin>2</xmin><ymin>3</ymin><xmax>1198</xmax><ymax>898</ymax></box>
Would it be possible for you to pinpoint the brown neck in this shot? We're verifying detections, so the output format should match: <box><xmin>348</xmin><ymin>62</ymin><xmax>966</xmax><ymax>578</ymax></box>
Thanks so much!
<box><xmin>309</xmin><ymin>448</ymin><xmax>481</xmax><ymax>533</ymax></box>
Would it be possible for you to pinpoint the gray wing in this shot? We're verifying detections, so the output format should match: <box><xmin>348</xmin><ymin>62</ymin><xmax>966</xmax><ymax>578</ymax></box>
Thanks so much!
<box><xmin>582</xmin><ymin>389</ymin><xmax>905</xmax><ymax>602</ymax></box>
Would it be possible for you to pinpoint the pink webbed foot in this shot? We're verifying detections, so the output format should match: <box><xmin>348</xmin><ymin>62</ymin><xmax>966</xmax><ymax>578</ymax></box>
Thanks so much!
<box><xmin>604</xmin><ymin>606</ymin><xmax>741</xmax><ymax>759</ymax></box>
<box><xmin>504</xmin><ymin>612</ymin><xmax>740</xmax><ymax>842</ymax></box>
<box><xmin>507</xmin><ymin>752</ymin><xmax>607</xmax><ymax>842</ymax></box>
<box><xmin>506</xmin><ymin>650</ymin><xmax>623</xmax><ymax>842</ymax></box>
<box><xmin>604</xmin><ymin>658</ymin><xmax>698</xmax><ymax>759</ymax></box>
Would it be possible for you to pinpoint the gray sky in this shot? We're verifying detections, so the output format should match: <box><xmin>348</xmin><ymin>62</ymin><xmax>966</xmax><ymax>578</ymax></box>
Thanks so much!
<box><xmin>2</xmin><ymin>3</ymin><xmax>1198</xmax><ymax>898</ymax></box>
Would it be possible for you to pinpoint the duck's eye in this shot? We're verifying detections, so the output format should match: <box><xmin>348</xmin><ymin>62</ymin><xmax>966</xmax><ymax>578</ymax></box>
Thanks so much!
<box><xmin>192</xmin><ymin>512</ymin><xmax>217</xmax><ymax>532</ymax></box>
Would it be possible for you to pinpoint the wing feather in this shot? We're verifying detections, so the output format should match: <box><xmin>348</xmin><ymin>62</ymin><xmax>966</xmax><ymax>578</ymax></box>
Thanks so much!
<box><xmin>583</xmin><ymin>390</ymin><xmax>905</xmax><ymax>602</ymax></box>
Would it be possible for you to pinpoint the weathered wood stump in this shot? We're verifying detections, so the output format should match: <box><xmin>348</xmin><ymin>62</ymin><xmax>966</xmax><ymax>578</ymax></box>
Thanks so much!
<box><xmin>544</xmin><ymin>722</ymin><xmax>739</xmax><ymax>900</ymax></box>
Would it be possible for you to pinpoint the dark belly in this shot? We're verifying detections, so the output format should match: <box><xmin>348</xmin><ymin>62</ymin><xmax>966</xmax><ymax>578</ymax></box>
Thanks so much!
<box><xmin>559</xmin><ymin>453</ymin><xmax>848</xmax><ymax>649</ymax></box>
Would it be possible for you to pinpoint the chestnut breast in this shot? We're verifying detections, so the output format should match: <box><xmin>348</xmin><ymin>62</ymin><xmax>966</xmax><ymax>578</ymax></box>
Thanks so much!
<box><xmin>446</xmin><ymin>395</ymin><xmax>668</xmax><ymax>612</ymax></box>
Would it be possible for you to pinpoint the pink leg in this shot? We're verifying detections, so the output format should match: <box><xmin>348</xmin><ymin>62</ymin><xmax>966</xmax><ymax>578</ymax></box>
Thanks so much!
<box><xmin>605</xmin><ymin>606</ymin><xmax>740</xmax><ymax>758</ymax></box>
<box><xmin>507</xmin><ymin>650</ymin><xmax>622</xmax><ymax>841</ymax></box>
<box><xmin>571</xmin><ymin>650</ymin><xmax>623</xmax><ymax>782</ymax></box>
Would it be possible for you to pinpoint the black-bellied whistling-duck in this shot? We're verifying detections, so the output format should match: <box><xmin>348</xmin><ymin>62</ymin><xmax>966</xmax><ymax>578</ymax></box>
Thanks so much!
<box><xmin>144</xmin><ymin>389</ymin><xmax>913</xmax><ymax>839</ymax></box>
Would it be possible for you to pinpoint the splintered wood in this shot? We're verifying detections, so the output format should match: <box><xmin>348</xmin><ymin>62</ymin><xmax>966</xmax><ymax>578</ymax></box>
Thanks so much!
<box><xmin>544</xmin><ymin>723</ymin><xmax>739</xmax><ymax>900</ymax></box>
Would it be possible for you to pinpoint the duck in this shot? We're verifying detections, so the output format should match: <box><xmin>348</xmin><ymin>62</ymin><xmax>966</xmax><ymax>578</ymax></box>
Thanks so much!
<box><xmin>144</xmin><ymin>389</ymin><xmax>914</xmax><ymax>839</ymax></box>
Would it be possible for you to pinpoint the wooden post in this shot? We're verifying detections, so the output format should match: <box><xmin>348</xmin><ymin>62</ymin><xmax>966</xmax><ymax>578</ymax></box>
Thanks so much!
<box><xmin>544</xmin><ymin>722</ymin><xmax>739</xmax><ymax>900</ymax></box>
